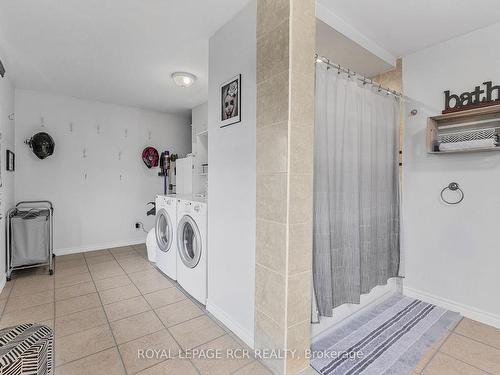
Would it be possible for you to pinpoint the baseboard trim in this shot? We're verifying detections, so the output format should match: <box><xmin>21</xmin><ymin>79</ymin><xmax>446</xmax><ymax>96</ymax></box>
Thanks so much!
<box><xmin>206</xmin><ymin>301</ymin><xmax>254</xmax><ymax>348</ymax></box>
<box><xmin>54</xmin><ymin>239</ymin><xmax>146</xmax><ymax>256</ymax></box>
<box><xmin>404</xmin><ymin>286</ymin><xmax>500</xmax><ymax>329</ymax></box>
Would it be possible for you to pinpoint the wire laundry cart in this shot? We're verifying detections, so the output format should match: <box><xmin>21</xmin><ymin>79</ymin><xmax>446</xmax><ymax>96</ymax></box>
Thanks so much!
<box><xmin>6</xmin><ymin>201</ymin><xmax>54</xmax><ymax>281</ymax></box>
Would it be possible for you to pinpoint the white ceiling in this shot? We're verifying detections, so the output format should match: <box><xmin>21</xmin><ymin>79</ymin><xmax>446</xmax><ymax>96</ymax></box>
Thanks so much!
<box><xmin>3</xmin><ymin>1</ymin><xmax>500</xmax><ymax>116</ymax></box>
<box><xmin>0</xmin><ymin>0</ymin><xmax>250</xmax><ymax>116</ymax></box>
<box><xmin>318</xmin><ymin>0</ymin><xmax>500</xmax><ymax>59</ymax></box>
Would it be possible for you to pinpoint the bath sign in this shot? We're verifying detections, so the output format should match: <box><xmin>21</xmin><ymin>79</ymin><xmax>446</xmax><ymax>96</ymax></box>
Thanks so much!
<box><xmin>443</xmin><ymin>81</ymin><xmax>500</xmax><ymax>114</ymax></box>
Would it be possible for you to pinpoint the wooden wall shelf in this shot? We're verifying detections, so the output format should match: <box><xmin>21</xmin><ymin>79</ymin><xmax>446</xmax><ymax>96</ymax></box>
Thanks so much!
<box><xmin>427</xmin><ymin>105</ymin><xmax>500</xmax><ymax>154</ymax></box>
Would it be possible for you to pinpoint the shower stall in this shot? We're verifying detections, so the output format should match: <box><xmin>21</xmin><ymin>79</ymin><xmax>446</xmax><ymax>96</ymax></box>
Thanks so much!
<box><xmin>311</xmin><ymin>55</ymin><xmax>403</xmax><ymax>336</ymax></box>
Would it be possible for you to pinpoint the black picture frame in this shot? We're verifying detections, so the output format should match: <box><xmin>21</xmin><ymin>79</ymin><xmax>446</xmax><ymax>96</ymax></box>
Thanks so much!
<box><xmin>220</xmin><ymin>74</ymin><xmax>241</xmax><ymax>128</ymax></box>
<box><xmin>6</xmin><ymin>150</ymin><xmax>14</xmax><ymax>171</ymax></box>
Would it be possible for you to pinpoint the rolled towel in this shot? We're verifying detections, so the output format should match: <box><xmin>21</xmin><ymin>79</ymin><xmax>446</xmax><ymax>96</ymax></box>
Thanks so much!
<box><xmin>439</xmin><ymin>138</ymin><xmax>497</xmax><ymax>152</ymax></box>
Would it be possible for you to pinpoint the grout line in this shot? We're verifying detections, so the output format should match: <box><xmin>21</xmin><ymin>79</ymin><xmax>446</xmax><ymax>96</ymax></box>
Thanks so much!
<box><xmin>255</xmin><ymin>262</ymin><xmax>287</xmax><ymax>278</ymax></box>
<box><xmin>109</xmin><ymin>250</ymin><xmax>220</xmax><ymax>375</ymax></box>
<box><xmin>115</xmin><ymin>251</ymin><xmax>191</xmax><ymax>373</ymax></box>
<box><xmin>227</xmin><ymin>362</ymin><xmax>254</xmax><ymax>375</ymax></box>
<box><xmin>256</xmin><ymin>64</ymin><xmax>290</xmax><ymax>88</ymax></box>
<box><xmin>104</xmin><ymin>305</ymin><xmax>154</xmax><ymax>326</ymax></box>
<box><xmin>54</xmin><ymin>277</ymin><xmax>94</xmax><ymax>290</ymax></box>
<box><xmin>3</xmin><ymin>300</ymin><xmax>56</xmax><ymax>316</ymax></box>
<box><xmin>162</xmin><ymin>311</ymin><xmax>205</xmax><ymax>330</ymax></box>
<box><xmin>54</xmin><ymin>344</ymin><xmax>117</xmax><ymax>370</ymax></box>
<box><xmin>257</xmin><ymin>120</ymin><xmax>289</xmax><ymax>130</ymax></box>
<box><xmin>54</xmin><ymin>301</ymin><xmax>105</xmax><ymax>321</ymax></box>
<box><xmin>54</xmin><ymin>289</ymin><xmax>96</xmax><ymax>302</ymax></box>
<box><xmin>12</xmin><ymin>246</ymin><xmax>253</xmax><ymax>374</ymax></box>
<box><xmin>256</xmin><ymin>17</ymin><xmax>288</xmax><ymax>44</ymax></box>
<box><xmin>112</xmin><ymin>327</ymin><xmax>165</xmax><ymax>347</ymax></box>
<box><xmin>110</xmin><ymin>248</ymin><xmax>181</xmax><ymax>373</ymax></box>
<box><xmin>434</xmin><ymin>351</ymin><xmax>495</xmax><ymax>375</ymax></box>
<box><xmin>55</xmin><ymin>322</ymin><xmax>109</xmax><ymax>341</ymax></box>
<box><xmin>55</xmin><ymin>289</ymin><xmax>98</xmax><ymax>302</ymax></box>
<box><xmin>100</xmin><ymin>292</ymin><xmax>146</xmax><ymax>309</ymax></box>
<box><xmin>448</xmin><ymin>317</ymin><xmax>463</xmax><ymax>332</ymax></box>
<box><xmin>447</xmin><ymin>330</ymin><xmax>500</xmax><ymax>352</ymax></box>
<box><xmin>82</xmin><ymin>249</ymin><xmax>130</xmax><ymax>375</ymax></box>
<box><xmin>255</xmin><ymin>306</ymin><xmax>284</xmax><ymax>329</ymax></box>
<box><xmin>418</xmin><ymin>328</ymin><xmax>453</xmax><ymax>374</ymax></box>
<box><xmin>419</xmin><ymin>317</ymin><xmax>467</xmax><ymax>375</ymax></box>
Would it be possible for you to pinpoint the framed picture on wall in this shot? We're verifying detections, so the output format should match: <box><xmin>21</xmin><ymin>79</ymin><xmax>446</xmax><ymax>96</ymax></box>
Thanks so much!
<box><xmin>6</xmin><ymin>150</ymin><xmax>14</xmax><ymax>171</ymax></box>
<box><xmin>220</xmin><ymin>74</ymin><xmax>241</xmax><ymax>127</ymax></box>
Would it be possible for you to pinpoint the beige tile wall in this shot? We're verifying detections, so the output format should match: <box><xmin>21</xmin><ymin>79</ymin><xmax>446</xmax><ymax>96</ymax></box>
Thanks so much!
<box><xmin>371</xmin><ymin>58</ymin><xmax>403</xmax><ymax>93</ymax></box>
<box><xmin>255</xmin><ymin>0</ymin><xmax>315</xmax><ymax>374</ymax></box>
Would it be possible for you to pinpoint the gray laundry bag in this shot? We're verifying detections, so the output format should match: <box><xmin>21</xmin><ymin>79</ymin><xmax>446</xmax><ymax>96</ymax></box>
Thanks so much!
<box><xmin>11</xmin><ymin>210</ymin><xmax>50</xmax><ymax>267</ymax></box>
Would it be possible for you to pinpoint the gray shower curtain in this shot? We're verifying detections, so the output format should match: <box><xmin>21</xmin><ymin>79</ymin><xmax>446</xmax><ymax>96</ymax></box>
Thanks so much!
<box><xmin>313</xmin><ymin>63</ymin><xmax>401</xmax><ymax>317</ymax></box>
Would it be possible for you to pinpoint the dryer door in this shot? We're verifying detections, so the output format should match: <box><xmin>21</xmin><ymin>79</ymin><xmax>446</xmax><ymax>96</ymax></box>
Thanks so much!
<box><xmin>177</xmin><ymin>215</ymin><xmax>202</xmax><ymax>268</ymax></box>
<box><xmin>155</xmin><ymin>208</ymin><xmax>173</xmax><ymax>252</ymax></box>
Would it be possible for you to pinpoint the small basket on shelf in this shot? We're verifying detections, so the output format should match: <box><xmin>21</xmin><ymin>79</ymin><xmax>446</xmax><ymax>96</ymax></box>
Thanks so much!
<box><xmin>427</xmin><ymin>105</ymin><xmax>500</xmax><ymax>154</ymax></box>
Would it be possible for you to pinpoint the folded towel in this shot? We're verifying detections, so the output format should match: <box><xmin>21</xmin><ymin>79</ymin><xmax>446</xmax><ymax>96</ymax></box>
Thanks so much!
<box><xmin>439</xmin><ymin>138</ymin><xmax>497</xmax><ymax>152</ymax></box>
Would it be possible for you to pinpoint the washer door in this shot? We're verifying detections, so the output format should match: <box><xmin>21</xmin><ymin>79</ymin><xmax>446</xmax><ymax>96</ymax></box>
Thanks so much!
<box><xmin>177</xmin><ymin>215</ymin><xmax>202</xmax><ymax>268</ymax></box>
<box><xmin>155</xmin><ymin>208</ymin><xmax>173</xmax><ymax>252</ymax></box>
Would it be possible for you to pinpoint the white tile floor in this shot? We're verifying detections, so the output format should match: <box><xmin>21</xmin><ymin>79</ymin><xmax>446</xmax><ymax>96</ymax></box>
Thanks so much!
<box><xmin>2</xmin><ymin>245</ymin><xmax>499</xmax><ymax>375</ymax></box>
<box><xmin>0</xmin><ymin>245</ymin><xmax>272</xmax><ymax>375</ymax></box>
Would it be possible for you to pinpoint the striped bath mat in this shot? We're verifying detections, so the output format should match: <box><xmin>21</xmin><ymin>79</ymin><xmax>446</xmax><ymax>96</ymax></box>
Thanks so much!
<box><xmin>311</xmin><ymin>295</ymin><xmax>461</xmax><ymax>375</ymax></box>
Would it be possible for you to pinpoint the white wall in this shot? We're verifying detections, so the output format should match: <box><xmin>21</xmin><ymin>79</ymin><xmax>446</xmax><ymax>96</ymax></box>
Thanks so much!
<box><xmin>192</xmin><ymin>102</ymin><xmax>208</xmax><ymax>133</ymax></box>
<box><xmin>15</xmin><ymin>90</ymin><xmax>190</xmax><ymax>254</ymax></box>
<box><xmin>402</xmin><ymin>22</ymin><xmax>500</xmax><ymax>328</ymax></box>
<box><xmin>191</xmin><ymin>102</ymin><xmax>208</xmax><ymax>195</ymax></box>
<box><xmin>207</xmin><ymin>1</ymin><xmax>256</xmax><ymax>347</ymax></box>
<box><xmin>0</xmin><ymin>58</ymin><xmax>15</xmax><ymax>291</ymax></box>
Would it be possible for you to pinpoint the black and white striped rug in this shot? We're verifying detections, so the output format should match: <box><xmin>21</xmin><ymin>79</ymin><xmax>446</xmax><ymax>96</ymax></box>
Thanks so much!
<box><xmin>311</xmin><ymin>295</ymin><xmax>460</xmax><ymax>375</ymax></box>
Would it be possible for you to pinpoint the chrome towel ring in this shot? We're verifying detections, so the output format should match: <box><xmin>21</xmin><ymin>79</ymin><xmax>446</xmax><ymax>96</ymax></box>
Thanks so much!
<box><xmin>440</xmin><ymin>182</ymin><xmax>464</xmax><ymax>205</ymax></box>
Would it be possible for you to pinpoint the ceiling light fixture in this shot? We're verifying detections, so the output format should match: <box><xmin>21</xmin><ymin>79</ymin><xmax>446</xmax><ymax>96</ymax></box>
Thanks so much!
<box><xmin>171</xmin><ymin>72</ymin><xmax>197</xmax><ymax>88</ymax></box>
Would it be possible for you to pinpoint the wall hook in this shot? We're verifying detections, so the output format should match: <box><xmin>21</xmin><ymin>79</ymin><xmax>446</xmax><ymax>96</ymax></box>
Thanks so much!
<box><xmin>84</xmin><ymin>172</ymin><xmax>88</xmax><ymax>180</ymax></box>
<box><xmin>96</xmin><ymin>124</ymin><xmax>101</xmax><ymax>134</ymax></box>
<box><xmin>82</xmin><ymin>148</ymin><xmax>87</xmax><ymax>158</ymax></box>
<box><xmin>120</xmin><ymin>174</ymin><xmax>123</xmax><ymax>181</ymax></box>
<box><xmin>8</xmin><ymin>113</ymin><xmax>14</xmax><ymax>121</ymax></box>
<box><xmin>410</xmin><ymin>109</ymin><xmax>418</xmax><ymax>116</ymax></box>
<box><xmin>69</xmin><ymin>122</ymin><xmax>73</xmax><ymax>132</ymax></box>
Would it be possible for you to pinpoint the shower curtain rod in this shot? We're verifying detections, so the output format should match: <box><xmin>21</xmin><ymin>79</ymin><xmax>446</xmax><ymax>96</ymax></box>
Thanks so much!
<box><xmin>315</xmin><ymin>54</ymin><xmax>403</xmax><ymax>98</ymax></box>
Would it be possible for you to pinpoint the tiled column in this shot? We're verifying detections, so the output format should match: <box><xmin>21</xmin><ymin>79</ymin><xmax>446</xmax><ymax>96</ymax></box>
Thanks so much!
<box><xmin>255</xmin><ymin>0</ymin><xmax>315</xmax><ymax>374</ymax></box>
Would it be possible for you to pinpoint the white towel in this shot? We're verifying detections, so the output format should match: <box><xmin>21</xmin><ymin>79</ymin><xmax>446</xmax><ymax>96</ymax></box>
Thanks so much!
<box><xmin>439</xmin><ymin>138</ymin><xmax>497</xmax><ymax>152</ymax></box>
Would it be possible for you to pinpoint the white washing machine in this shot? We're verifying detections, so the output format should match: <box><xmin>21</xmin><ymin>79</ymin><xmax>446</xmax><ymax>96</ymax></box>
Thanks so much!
<box><xmin>176</xmin><ymin>197</ymin><xmax>207</xmax><ymax>305</ymax></box>
<box><xmin>155</xmin><ymin>195</ymin><xmax>177</xmax><ymax>280</ymax></box>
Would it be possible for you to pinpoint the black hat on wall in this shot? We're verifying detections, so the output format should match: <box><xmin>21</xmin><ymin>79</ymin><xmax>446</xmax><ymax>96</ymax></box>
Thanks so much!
<box><xmin>26</xmin><ymin>132</ymin><xmax>55</xmax><ymax>159</ymax></box>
